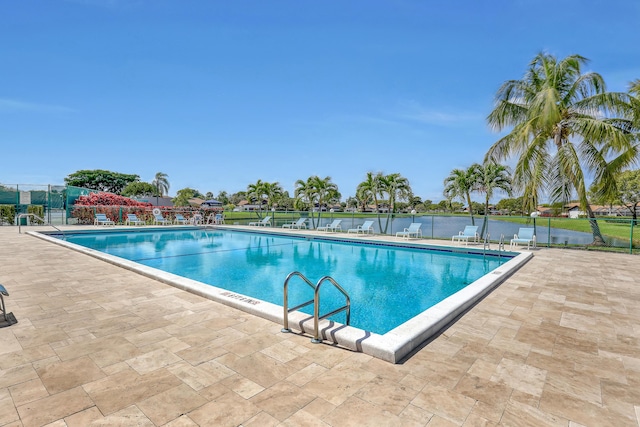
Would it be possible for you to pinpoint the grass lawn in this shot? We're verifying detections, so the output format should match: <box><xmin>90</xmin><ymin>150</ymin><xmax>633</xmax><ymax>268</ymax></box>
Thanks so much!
<box><xmin>491</xmin><ymin>215</ymin><xmax>639</xmax><ymax>246</ymax></box>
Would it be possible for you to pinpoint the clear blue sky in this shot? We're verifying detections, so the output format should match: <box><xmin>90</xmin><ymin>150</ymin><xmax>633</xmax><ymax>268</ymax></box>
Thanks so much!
<box><xmin>2</xmin><ymin>0</ymin><xmax>639</xmax><ymax>202</ymax></box>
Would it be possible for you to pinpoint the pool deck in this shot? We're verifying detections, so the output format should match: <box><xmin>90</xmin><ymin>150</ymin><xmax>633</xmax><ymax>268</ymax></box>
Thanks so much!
<box><xmin>1</xmin><ymin>225</ymin><xmax>639</xmax><ymax>426</ymax></box>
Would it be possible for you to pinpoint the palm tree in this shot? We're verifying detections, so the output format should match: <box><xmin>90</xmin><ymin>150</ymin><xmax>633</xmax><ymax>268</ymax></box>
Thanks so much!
<box><xmin>262</xmin><ymin>182</ymin><xmax>284</xmax><ymax>209</ymax></box>
<box><xmin>475</xmin><ymin>163</ymin><xmax>512</xmax><ymax>238</ymax></box>
<box><xmin>378</xmin><ymin>173</ymin><xmax>412</xmax><ymax>234</ymax></box>
<box><xmin>357</xmin><ymin>172</ymin><xmax>383</xmax><ymax>229</ymax></box>
<box><xmin>294</xmin><ymin>176</ymin><xmax>340</xmax><ymax>228</ymax></box>
<box><xmin>247</xmin><ymin>180</ymin><xmax>267</xmax><ymax>215</ymax></box>
<box><xmin>485</xmin><ymin>53</ymin><xmax>636</xmax><ymax>245</ymax></box>
<box><xmin>152</xmin><ymin>172</ymin><xmax>170</xmax><ymax>206</ymax></box>
<box><xmin>443</xmin><ymin>166</ymin><xmax>480</xmax><ymax>225</ymax></box>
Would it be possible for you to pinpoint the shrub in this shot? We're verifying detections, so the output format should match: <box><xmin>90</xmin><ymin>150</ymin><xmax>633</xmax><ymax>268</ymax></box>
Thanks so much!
<box><xmin>27</xmin><ymin>205</ymin><xmax>45</xmax><ymax>224</ymax></box>
<box><xmin>0</xmin><ymin>205</ymin><xmax>15</xmax><ymax>225</ymax></box>
<box><xmin>71</xmin><ymin>192</ymin><xmax>152</xmax><ymax>223</ymax></box>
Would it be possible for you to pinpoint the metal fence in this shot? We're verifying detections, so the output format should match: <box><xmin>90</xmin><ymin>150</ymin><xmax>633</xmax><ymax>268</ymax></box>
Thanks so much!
<box><xmin>3</xmin><ymin>184</ymin><xmax>637</xmax><ymax>254</ymax></box>
<box><xmin>240</xmin><ymin>211</ymin><xmax>639</xmax><ymax>254</ymax></box>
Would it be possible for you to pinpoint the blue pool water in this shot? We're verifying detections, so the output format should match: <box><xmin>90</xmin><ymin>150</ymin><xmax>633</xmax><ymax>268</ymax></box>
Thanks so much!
<box><xmin>62</xmin><ymin>229</ymin><xmax>511</xmax><ymax>334</ymax></box>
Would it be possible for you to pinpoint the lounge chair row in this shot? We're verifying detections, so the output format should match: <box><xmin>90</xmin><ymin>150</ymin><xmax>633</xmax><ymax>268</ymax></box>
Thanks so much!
<box><xmin>95</xmin><ymin>213</ymin><xmax>219</xmax><ymax>226</ymax></box>
<box><xmin>249</xmin><ymin>216</ymin><xmax>271</xmax><ymax>227</ymax></box>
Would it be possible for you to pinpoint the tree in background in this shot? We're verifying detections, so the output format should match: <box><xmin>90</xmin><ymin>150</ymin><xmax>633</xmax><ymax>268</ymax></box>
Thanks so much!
<box><xmin>294</xmin><ymin>176</ymin><xmax>340</xmax><ymax>228</ymax></box>
<box><xmin>378</xmin><ymin>173</ymin><xmax>412</xmax><ymax>234</ymax></box>
<box><xmin>229</xmin><ymin>191</ymin><xmax>246</xmax><ymax>206</ymax></box>
<box><xmin>475</xmin><ymin>163</ymin><xmax>512</xmax><ymax>238</ymax></box>
<box><xmin>443</xmin><ymin>165</ymin><xmax>479</xmax><ymax>225</ymax></box>
<box><xmin>246</xmin><ymin>179</ymin><xmax>267</xmax><ymax>213</ymax></box>
<box><xmin>591</xmin><ymin>169</ymin><xmax>640</xmax><ymax>223</ymax></box>
<box><xmin>407</xmin><ymin>195</ymin><xmax>423</xmax><ymax>211</ymax></box>
<box><xmin>216</xmin><ymin>191</ymin><xmax>230</xmax><ymax>205</ymax></box>
<box><xmin>64</xmin><ymin>169</ymin><xmax>139</xmax><ymax>194</ymax></box>
<box><xmin>121</xmin><ymin>182</ymin><xmax>158</xmax><ymax>198</ymax></box>
<box><xmin>262</xmin><ymin>182</ymin><xmax>284</xmax><ymax>209</ymax></box>
<box><xmin>486</xmin><ymin>53</ymin><xmax>636</xmax><ymax>245</ymax></box>
<box><xmin>152</xmin><ymin>172</ymin><xmax>170</xmax><ymax>205</ymax></box>
<box><xmin>172</xmin><ymin>188</ymin><xmax>204</xmax><ymax>207</ymax></box>
<box><xmin>357</xmin><ymin>172</ymin><xmax>383</xmax><ymax>229</ymax></box>
<box><xmin>495</xmin><ymin>197</ymin><xmax>524</xmax><ymax>215</ymax></box>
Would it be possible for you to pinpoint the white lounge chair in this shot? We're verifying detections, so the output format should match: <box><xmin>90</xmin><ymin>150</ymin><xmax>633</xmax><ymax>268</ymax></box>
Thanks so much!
<box><xmin>282</xmin><ymin>218</ymin><xmax>307</xmax><ymax>229</ymax></box>
<box><xmin>214</xmin><ymin>213</ymin><xmax>225</xmax><ymax>224</ymax></box>
<box><xmin>396</xmin><ymin>222</ymin><xmax>422</xmax><ymax>239</ymax></box>
<box><xmin>153</xmin><ymin>213</ymin><xmax>170</xmax><ymax>225</ymax></box>
<box><xmin>249</xmin><ymin>216</ymin><xmax>271</xmax><ymax>226</ymax></box>
<box><xmin>348</xmin><ymin>220</ymin><xmax>374</xmax><ymax>234</ymax></box>
<box><xmin>125</xmin><ymin>213</ymin><xmax>145</xmax><ymax>226</ymax></box>
<box><xmin>510</xmin><ymin>227</ymin><xmax>536</xmax><ymax>249</ymax></box>
<box><xmin>94</xmin><ymin>213</ymin><xmax>115</xmax><ymax>226</ymax></box>
<box><xmin>452</xmin><ymin>225</ymin><xmax>479</xmax><ymax>245</ymax></box>
<box><xmin>317</xmin><ymin>219</ymin><xmax>342</xmax><ymax>232</ymax></box>
<box><xmin>174</xmin><ymin>214</ymin><xmax>189</xmax><ymax>225</ymax></box>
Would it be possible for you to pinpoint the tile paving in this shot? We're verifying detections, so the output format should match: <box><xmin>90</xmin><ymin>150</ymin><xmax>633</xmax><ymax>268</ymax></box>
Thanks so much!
<box><xmin>0</xmin><ymin>226</ymin><xmax>639</xmax><ymax>426</ymax></box>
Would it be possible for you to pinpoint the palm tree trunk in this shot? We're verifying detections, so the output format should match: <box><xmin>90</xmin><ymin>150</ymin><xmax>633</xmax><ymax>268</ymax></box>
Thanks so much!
<box><xmin>375</xmin><ymin>203</ymin><xmax>384</xmax><ymax>233</ymax></box>
<box><xmin>479</xmin><ymin>197</ymin><xmax>489</xmax><ymax>238</ymax></box>
<box><xmin>466</xmin><ymin>193</ymin><xmax>475</xmax><ymax>226</ymax></box>
<box><xmin>585</xmin><ymin>205</ymin><xmax>606</xmax><ymax>246</ymax></box>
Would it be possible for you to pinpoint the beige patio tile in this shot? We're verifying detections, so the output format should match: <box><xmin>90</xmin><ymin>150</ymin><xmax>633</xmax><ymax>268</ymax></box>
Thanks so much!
<box><xmin>16</xmin><ymin>386</ymin><xmax>93</xmax><ymax>427</ymax></box>
<box><xmin>8</xmin><ymin>377</ymin><xmax>49</xmax><ymax>407</ymax></box>
<box><xmin>325</xmin><ymin>396</ymin><xmax>420</xmax><ymax>427</ymax></box>
<box><xmin>125</xmin><ymin>348</ymin><xmax>182</xmax><ymax>374</ymax></box>
<box><xmin>0</xmin><ymin>388</ymin><xmax>20</xmax><ymax>426</ymax></box>
<box><xmin>2</xmin><ymin>228</ymin><xmax>640</xmax><ymax>425</ymax></box>
<box><xmin>82</xmin><ymin>367</ymin><xmax>181</xmax><ymax>415</ymax></box>
<box><xmin>411</xmin><ymin>385</ymin><xmax>476</xmax><ymax>425</ymax></box>
<box><xmin>302</xmin><ymin>361</ymin><xmax>377</xmax><ymax>406</ymax></box>
<box><xmin>137</xmin><ymin>383</ymin><xmax>208</xmax><ymax>426</ymax></box>
<box><xmin>36</xmin><ymin>355</ymin><xmax>105</xmax><ymax>394</ymax></box>
<box><xmin>88</xmin><ymin>404</ymin><xmax>154</xmax><ymax>426</ymax></box>
<box><xmin>64</xmin><ymin>406</ymin><xmax>103</xmax><ymax>427</ymax></box>
<box><xmin>250</xmin><ymin>380</ymin><xmax>316</xmax><ymax>421</ymax></box>
<box><xmin>188</xmin><ymin>390</ymin><xmax>261</xmax><ymax>426</ymax></box>
<box><xmin>220</xmin><ymin>373</ymin><xmax>265</xmax><ymax>399</ymax></box>
<box><xmin>354</xmin><ymin>375</ymin><xmax>419</xmax><ymax>415</ymax></box>
<box><xmin>490</xmin><ymin>358</ymin><xmax>547</xmax><ymax>397</ymax></box>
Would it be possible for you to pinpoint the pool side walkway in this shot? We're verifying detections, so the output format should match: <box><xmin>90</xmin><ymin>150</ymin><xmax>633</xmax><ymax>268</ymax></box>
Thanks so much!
<box><xmin>0</xmin><ymin>226</ymin><xmax>639</xmax><ymax>426</ymax></box>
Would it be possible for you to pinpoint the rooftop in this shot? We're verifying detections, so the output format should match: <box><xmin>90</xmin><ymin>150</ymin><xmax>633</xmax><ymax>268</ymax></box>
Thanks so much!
<box><xmin>0</xmin><ymin>226</ymin><xmax>639</xmax><ymax>426</ymax></box>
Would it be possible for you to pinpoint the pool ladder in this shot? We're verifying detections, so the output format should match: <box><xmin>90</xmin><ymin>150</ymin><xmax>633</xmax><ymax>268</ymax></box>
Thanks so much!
<box><xmin>281</xmin><ymin>271</ymin><xmax>351</xmax><ymax>344</ymax></box>
<box><xmin>482</xmin><ymin>233</ymin><xmax>506</xmax><ymax>258</ymax></box>
<box><xmin>17</xmin><ymin>213</ymin><xmax>65</xmax><ymax>238</ymax></box>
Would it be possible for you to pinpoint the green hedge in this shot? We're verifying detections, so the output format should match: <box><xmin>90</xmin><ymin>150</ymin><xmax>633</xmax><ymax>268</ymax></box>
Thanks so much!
<box><xmin>0</xmin><ymin>205</ymin><xmax>16</xmax><ymax>225</ymax></box>
<box><xmin>27</xmin><ymin>205</ymin><xmax>45</xmax><ymax>224</ymax></box>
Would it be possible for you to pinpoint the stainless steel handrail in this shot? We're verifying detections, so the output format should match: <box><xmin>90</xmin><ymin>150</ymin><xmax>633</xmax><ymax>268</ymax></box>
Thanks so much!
<box><xmin>17</xmin><ymin>213</ymin><xmax>65</xmax><ymax>238</ymax></box>
<box><xmin>312</xmin><ymin>275</ymin><xmax>351</xmax><ymax>344</ymax></box>
<box><xmin>281</xmin><ymin>271</ymin><xmax>316</xmax><ymax>333</ymax></box>
<box><xmin>282</xmin><ymin>271</ymin><xmax>351</xmax><ymax>344</ymax></box>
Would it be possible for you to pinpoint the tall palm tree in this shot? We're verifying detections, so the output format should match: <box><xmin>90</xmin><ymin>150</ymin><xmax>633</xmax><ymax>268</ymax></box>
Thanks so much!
<box><xmin>475</xmin><ymin>163</ymin><xmax>512</xmax><ymax>238</ymax></box>
<box><xmin>294</xmin><ymin>176</ymin><xmax>340</xmax><ymax>228</ymax></box>
<box><xmin>247</xmin><ymin>180</ymin><xmax>267</xmax><ymax>215</ymax></box>
<box><xmin>486</xmin><ymin>53</ymin><xmax>636</xmax><ymax>245</ymax></box>
<box><xmin>357</xmin><ymin>172</ymin><xmax>383</xmax><ymax>230</ymax></box>
<box><xmin>152</xmin><ymin>172</ymin><xmax>170</xmax><ymax>206</ymax></box>
<box><xmin>443</xmin><ymin>166</ymin><xmax>480</xmax><ymax>225</ymax></box>
<box><xmin>378</xmin><ymin>173</ymin><xmax>412</xmax><ymax>234</ymax></box>
<box><xmin>262</xmin><ymin>182</ymin><xmax>284</xmax><ymax>209</ymax></box>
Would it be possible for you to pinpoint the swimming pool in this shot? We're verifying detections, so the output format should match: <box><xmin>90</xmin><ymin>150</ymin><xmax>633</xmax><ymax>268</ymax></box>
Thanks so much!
<box><xmin>34</xmin><ymin>226</ymin><xmax>532</xmax><ymax>362</ymax></box>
